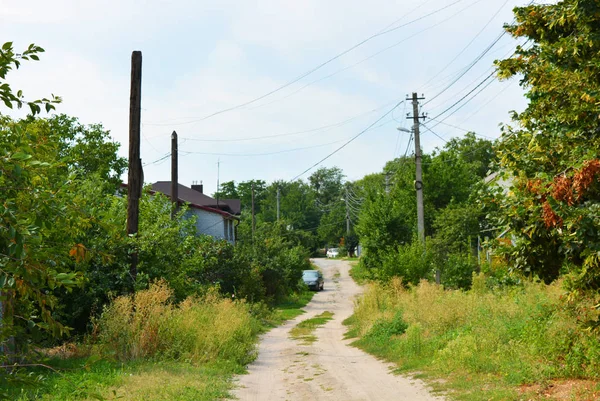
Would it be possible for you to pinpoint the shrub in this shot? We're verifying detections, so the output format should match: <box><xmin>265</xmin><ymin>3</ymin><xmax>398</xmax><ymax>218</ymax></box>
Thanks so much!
<box><xmin>95</xmin><ymin>281</ymin><xmax>261</xmax><ymax>365</ymax></box>
<box><xmin>378</xmin><ymin>240</ymin><xmax>433</xmax><ymax>285</ymax></box>
<box><xmin>365</xmin><ymin>311</ymin><xmax>408</xmax><ymax>340</ymax></box>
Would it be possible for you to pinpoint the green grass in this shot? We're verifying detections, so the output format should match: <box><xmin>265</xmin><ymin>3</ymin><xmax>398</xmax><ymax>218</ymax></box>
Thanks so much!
<box><xmin>348</xmin><ymin>261</ymin><xmax>371</xmax><ymax>285</ymax></box>
<box><xmin>11</xmin><ymin>358</ymin><xmax>243</xmax><ymax>401</ymax></box>
<box><xmin>269</xmin><ymin>289</ymin><xmax>315</xmax><ymax>325</ymax></box>
<box><xmin>289</xmin><ymin>311</ymin><xmax>334</xmax><ymax>344</ymax></box>
<box><xmin>344</xmin><ymin>275</ymin><xmax>600</xmax><ymax>401</ymax></box>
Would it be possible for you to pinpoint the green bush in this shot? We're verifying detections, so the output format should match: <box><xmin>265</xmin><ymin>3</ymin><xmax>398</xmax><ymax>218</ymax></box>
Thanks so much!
<box><xmin>378</xmin><ymin>240</ymin><xmax>433</xmax><ymax>285</ymax></box>
<box><xmin>365</xmin><ymin>311</ymin><xmax>408</xmax><ymax>340</ymax></box>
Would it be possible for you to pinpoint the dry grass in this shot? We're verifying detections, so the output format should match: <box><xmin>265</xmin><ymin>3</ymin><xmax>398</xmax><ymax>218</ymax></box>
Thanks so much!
<box><xmin>520</xmin><ymin>380</ymin><xmax>600</xmax><ymax>400</ymax></box>
<box><xmin>349</xmin><ymin>274</ymin><xmax>600</xmax><ymax>400</ymax></box>
<box><xmin>95</xmin><ymin>281</ymin><xmax>260</xmax><ymax>364</ymax></box>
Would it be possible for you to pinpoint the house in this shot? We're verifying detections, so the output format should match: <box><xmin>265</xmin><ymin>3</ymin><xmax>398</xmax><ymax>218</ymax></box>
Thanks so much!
<box><xmin>151</xmin><ymin>181</ymin><xmax>241</xmax><ymax>244</ymax></box>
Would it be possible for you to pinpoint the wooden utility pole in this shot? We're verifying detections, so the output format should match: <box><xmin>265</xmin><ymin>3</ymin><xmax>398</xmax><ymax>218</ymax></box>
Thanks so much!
<box><xmin>127</xmin><ymin>50</ymin><xmax>142</xmax><ymax>286</ymax></box>
<box><xmin>251</xmin><ymin>183</ymin><xmax>256</xmax><ymax>240</ymax></box>
<box><xmin>276</xmin><ymin>187</ymin><xmax>280</xmax><ymax>221</ymax></box>
<box><xmin>171</xmin><ymin>131</ymin><xmax>178</xmax><ymax>219</ymax></box>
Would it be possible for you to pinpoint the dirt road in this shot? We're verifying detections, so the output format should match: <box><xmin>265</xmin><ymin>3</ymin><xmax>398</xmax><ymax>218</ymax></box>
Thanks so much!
<box><xmin>233</xmin><ymin>258</ymin><xmax>444</xmax><ymax>401</ymax></box>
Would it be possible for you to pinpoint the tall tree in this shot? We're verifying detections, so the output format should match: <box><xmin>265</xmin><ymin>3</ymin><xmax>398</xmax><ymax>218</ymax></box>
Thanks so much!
<box><xmin>309</xmin><ymin>167</ymin><xmax>344</xmax><ymax>206</ymax></box>
<box><xmin>494</xmin><ymin>0</ymin><xmax>600</xmax><ymax>288</ymax></box>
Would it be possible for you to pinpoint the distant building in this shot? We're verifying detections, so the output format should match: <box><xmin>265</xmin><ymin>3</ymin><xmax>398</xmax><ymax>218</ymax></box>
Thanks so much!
<box><xmin>151</xmin><ymin>181</ymin><xmax>241</xmax><ymax>244</ymax></box>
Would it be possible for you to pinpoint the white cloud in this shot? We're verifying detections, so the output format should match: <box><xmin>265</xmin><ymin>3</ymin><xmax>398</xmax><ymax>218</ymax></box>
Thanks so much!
<box><xmin>1</xmin><ymin>0</ymin><xmax>534</xmax><ymax>196</ymax></box>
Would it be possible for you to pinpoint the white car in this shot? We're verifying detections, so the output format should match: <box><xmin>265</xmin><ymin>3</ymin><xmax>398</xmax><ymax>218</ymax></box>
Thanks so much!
<box><xmin>326</xmin><ymin>248</ymin><xmax>339</xmax><ymax>258</ymax></box>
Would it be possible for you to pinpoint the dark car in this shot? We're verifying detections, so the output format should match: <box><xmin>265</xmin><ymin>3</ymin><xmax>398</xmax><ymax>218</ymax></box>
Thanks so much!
<box><xmin>302</xmin><ymin>270</ymin><xmax>324</xmax><ymax>291</ymax></box>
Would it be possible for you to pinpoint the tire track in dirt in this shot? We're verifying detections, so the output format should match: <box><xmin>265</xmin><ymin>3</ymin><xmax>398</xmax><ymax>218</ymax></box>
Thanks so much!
<box><xmin>233</xmin><ymin>259</ymin><xmax>444</xmax><ymax>401</ymax></box>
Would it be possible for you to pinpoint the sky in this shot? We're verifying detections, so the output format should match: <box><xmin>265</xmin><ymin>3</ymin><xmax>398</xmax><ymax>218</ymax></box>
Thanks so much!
<box><xmin>1</xmin><ymin>0</ymin><xmax>533</xmax><ymax>195</ymax></box>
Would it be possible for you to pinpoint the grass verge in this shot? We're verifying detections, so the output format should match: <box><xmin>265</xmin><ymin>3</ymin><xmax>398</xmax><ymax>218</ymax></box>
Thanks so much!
<box><xmin>268</xmin><ymin>288</ymin><xmax>315</xmax><ymax>325</ymax></box>
<box><xmin>344</xmin><ymin>275</ymin><xmax>600</xmax><ymax>401</ymax></box>
<box><xmin>348</xmin><ymin>260</ymin><xmax>371</xmax><ymax>285</ymax></box>
<box><xmin>6</xmin><ymin>283</ymin><xmax>316</xmax><ymax>401</ymax></box>
<box><xmin>290</xmin><ymin>311</ymin><xmax>334</xmax><ymax>345</ymax></box>
<box><xmin>11</xmin><ymin>359</ymin><xmax>242</xmax><ymax>401</ymax></box>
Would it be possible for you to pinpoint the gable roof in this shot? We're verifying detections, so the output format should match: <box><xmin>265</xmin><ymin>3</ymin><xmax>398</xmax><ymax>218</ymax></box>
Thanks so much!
<box><xmin>151</xmin><ymin>181</ymin><xmax>241</xmax><ymax>215</ymax></box>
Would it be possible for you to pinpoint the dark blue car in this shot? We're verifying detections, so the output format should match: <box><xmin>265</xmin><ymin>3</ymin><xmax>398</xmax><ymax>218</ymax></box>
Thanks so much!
<box><xmin>302</xmin><ymin>270</ymin><xmax>324</xmax><ymax>291</ymax></box>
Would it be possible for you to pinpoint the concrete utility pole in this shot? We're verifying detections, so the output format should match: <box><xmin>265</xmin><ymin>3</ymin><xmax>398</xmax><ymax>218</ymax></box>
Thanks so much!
<box><xmin>127</xmin><ymin>50</ymin><xmax>142</xmax><ymax>286</ymax></box>
<box><xmin>276</xmin><ymin>187</ymin><xmax>280</xmax><ymax>221</ymax></box>
<box><xmin>407</xmin><ymin>93</ymin><xmax>436</xmax><ymax>283</ymax></box>
<box><xmin>407</xmin><ymin>92</ymin><xmax>426</xmax><ymax>245</ymax></box>
<box><xmin>171</xmin><ymin>131</ymin><xmax>178</xmax><ymax>219</ymax></box>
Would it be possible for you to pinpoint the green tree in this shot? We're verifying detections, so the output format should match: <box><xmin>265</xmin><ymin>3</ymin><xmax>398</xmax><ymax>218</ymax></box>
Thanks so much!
<box><xmin>0</xmin><ymin>42</ymin><xmax>60</xmax><ymax>113</ymax></box>
<box><xmin>309</xmin><ymin>167</ymin><xmax>344</xmax><ymax>205</ymax></box>
<box><xmin>494</xmin><ymin>0</ymin><xmax>600</xmax><ymax>289</ymax></box>
<box><xmin>215</xmin><ymin>179</ymin><xmax>266</xmax><ymax>214</ymax></box>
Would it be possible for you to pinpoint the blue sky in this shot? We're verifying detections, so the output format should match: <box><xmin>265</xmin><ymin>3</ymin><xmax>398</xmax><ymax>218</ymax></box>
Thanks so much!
<box><xmin>1</xmin><ymin>0</ymin><xmax>532</xmax><ymax>195</ymax></box>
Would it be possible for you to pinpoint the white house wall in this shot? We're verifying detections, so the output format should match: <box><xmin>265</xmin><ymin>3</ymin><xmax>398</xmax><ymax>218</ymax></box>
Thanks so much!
<box><xmin>188</xmin><ymin>208</ymin><xmax>235</xmax><ymax>244</ymax></box>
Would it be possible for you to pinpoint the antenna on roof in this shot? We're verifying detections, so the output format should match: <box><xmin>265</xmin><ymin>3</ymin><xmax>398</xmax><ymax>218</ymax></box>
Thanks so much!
<box><xmin>216</xmin><ymin>159</ymin><xmax>220</xmax><ymax>207</ymax></box>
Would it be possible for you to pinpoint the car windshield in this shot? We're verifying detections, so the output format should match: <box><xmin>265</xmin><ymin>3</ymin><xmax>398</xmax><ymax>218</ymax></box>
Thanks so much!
<box><xmin>302</xmin><ymin>271</ymin><xmax>319</xmax><ymax>278</ymax></box>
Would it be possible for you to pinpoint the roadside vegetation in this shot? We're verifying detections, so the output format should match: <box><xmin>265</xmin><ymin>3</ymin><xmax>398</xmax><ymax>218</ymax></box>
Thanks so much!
<box><xmin>0</xmin><ymin>42</ymin><xmax>318</xmax><ymax>400</ymax></box>
<box><xmin>6</xmin><ymin>282</ymin><xmax>315</xmax><ymax>401</ymax></box>
<box><xmin>2</xmin><ymin>0</ymin><xmax>600</xmax><ymax>399</ymax></box>
<box><xmin>290</xmin><ymin>311</ymin><xmax>334</xmax><ymax>345</ymax></box>
<box><xmin>344</xmin><ymin>2</ymin><xmax>600</xmax><ymax>400</ymax></box>
<box><xmin>345</xmin><ymin>275</ymin><xmax>600</xmax><ymax>400</ymax></box>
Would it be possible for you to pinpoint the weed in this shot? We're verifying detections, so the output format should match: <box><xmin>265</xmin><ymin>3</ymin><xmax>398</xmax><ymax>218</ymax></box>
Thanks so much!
<box><xmin>347</xmin><ymin>276</ymin><xmax>600</xmax><ymax>400</ymax></box>
<box><xmin>290</xmin><ymin>312</ymin><xmax>334</xmax><ymax>344</ymax></box>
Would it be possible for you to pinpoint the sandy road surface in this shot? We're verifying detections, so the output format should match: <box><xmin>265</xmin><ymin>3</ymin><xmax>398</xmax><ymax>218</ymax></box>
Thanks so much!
<box><xmin>233</xmin><ymin>258</ymin><xmax>444</xmax><ymax>401</ymax></box>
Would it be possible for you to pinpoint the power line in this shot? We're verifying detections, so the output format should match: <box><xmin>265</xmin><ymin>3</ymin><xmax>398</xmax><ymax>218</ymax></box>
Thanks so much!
<box><xmin>142</xmin><ymin>1</ymin><xmax>465</xmax><ymax>127</ymax></box>
<box><xmin>457</xmin><ymin>79</ymin><xmax>517</xmax><ymax>125</ymax></box>
<box><xmin>143</xmin><ymin>152</ymin><xmax>171</xmax><ymax>167</ymax></box>
<box><xmin>428</xmin><ymin>70</ymin><xmax>496</xmax><ymax>123</ymax></box>
<box><xmin>423</xmin><ymin>31</ymin><xmax>505</xmax><ymax>107</ymax></box>
<box><xmin>180</xmin><ymin>139</ymin><xmax>346</xmax><ymax>158</ymax></box>
<box><xmin>426</xmin><ymin>117</ymin><xmax>495</xmax><ymax>139</ymax></box>
<box><xmin>420</xmin><ymin>123</ymin><xmax>448</xmax><ymax>143</ymax></box>
<box><xmin>419</xmin><ymin>0</ymin><xmax>510</xmax><ymax>91</ymax></box>
<box><xmin>290</xmin><ymin>100</ymin><xmax>404</xmax><ymax>181</ymax></box>
<box><xmin>254</xmin><ymin>0</ymin><xmax>487</xmax><ymax>109</ymax></box>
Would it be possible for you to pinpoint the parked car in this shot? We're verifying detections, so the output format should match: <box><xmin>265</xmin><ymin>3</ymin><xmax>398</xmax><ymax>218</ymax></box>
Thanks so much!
<box><xmin>302</xmin><ymin>270</ymin><xmax>324</xmax><ymax>291</ymax></box>
<box><xmin>326</xmin><ymin>248</ymin><xmax>339</xmax><ymax>258</ymax></box>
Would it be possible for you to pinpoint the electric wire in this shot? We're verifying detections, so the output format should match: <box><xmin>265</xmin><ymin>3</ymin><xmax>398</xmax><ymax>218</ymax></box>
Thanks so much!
<box><xmin>179</xmin><ymin>139</ymin><xmax>347</xmax><ymax>158</ymax></box>
<box><xmin>426</xmin><ymin>117</ymin><xmax>495</xmax><ymax>139</ymax></box>
<box><xmin>143</xmin><ymin>0</ymin><xmax>465</xmax><ymax>127</ymax></box>
<box><xmin>420</xmin><ymin>123</ymin><xmax>448</xmax><ymax>143</ymax></box>
<box><xmin>428</xmin><ymin>70</ymin><xmax>496</xmax><ymax>123</ymax></box>
<box><xmin>255</xmin><ymin>0</ymin><xmax>487</xmax><ymax>109</ymax></box>
<box><xmin>419</xmin><ymin>0</ymin><xmax>510</xmax><ymax>91</ymax></box>
<box><xmin>423</xmin><ymin>31</ymin><xmax>505</xmax><ymax>107</ymax></box>
<box><xmin>457</xmin><ymin>78</ymin><xmax>516</xmax><ymax>125</ymax></box>
<box><xmin>290</xmin><ymin>100</ymin><xmax>405</xmax><ymax>181</ymax></box>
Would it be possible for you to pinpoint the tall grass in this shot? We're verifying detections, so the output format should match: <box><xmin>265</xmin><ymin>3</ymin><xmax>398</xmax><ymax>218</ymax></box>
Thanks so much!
<box><xmin>95</xmin><ymin>281</ymin><xmax>261</xmax><ymax>365</ymax></box>
<box><xmin>349</xmin><ymin>275</ymin><xmax>600</xmax><ymax>389</ymax></box>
